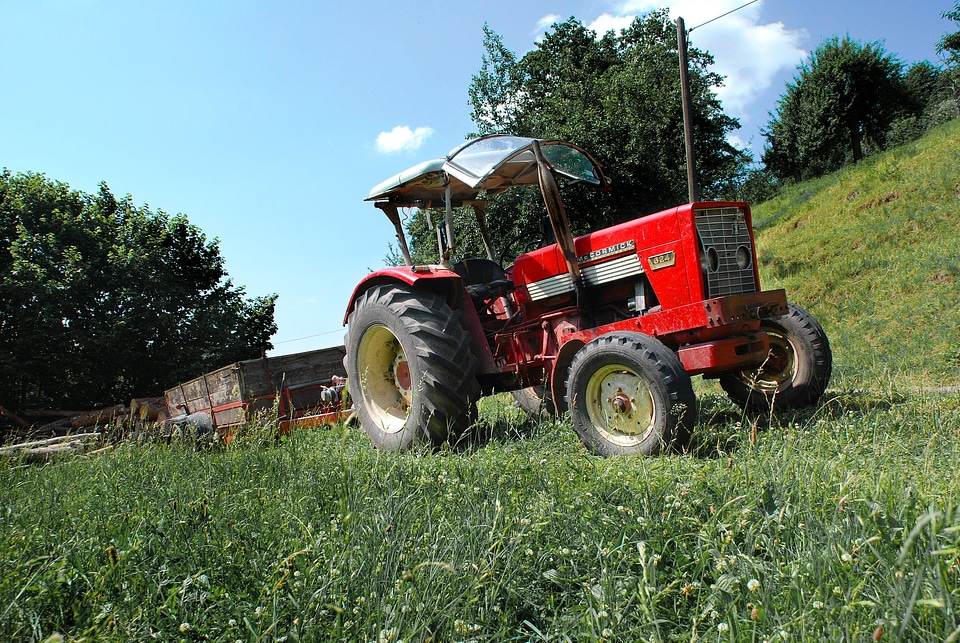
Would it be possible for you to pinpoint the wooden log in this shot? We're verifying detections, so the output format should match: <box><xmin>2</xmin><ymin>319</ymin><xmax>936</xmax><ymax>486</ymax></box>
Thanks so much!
<box><xmin>129</xmin><ymin>397</ymin><xmax>167</xmax><ymax>422</ymax></box>
<box><xmin>70</xmin><ymin>405</ymin><xmax>127</xmax><ymax>429</ymax></box>
<box><xmin>22</xmin><ymin>409</ymin><xmax>86</xmax><ymax>419</ymax></box>
<box><xmin>0</xmin><ymin>432</ymin><xmax>101</xmax><ymax>455</ymax></box>
<box><xmin>82</xmin><ymin>445</ymin><xmax>115</xmax><ymax>458</ymax></box>
<box><xmin>0</xmin><ymin>406</ymin><xmax>32</xmax><ymax>429</ymax></box>
<box><xmin>16</xmin><ymin>442</ymin><xmax>83</xmax><ymax>463</ymax></box>
<box><xmin>36</xmin><ymin>418</ymin><xmax>73</xmax><ymax>433</ymax></box>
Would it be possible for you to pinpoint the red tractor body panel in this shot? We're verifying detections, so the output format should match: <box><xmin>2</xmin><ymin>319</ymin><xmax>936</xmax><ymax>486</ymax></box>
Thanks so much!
<box><xmin>504</xmin><ymin>201</ymin><xmax>785</xmax><ymax>377</ymax></box>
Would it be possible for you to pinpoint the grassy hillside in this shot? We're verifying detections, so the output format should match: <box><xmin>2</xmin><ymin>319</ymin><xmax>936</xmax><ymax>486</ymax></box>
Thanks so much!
<box><xmin>752</xmin><ymin>118</ymin><xmax>960</xmax><ymax>389</ymax></box>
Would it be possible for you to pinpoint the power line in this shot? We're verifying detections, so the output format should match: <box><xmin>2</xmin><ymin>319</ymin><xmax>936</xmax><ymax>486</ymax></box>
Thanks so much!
<box><xmin>274</xmin><ymin>328</ymin><xmax>343</xmax><ymax>344</ymax></box>
<box><xmin>688</xmin><ymin>0</ymin><xmax>759</xmax><ymax>32</ymax></box>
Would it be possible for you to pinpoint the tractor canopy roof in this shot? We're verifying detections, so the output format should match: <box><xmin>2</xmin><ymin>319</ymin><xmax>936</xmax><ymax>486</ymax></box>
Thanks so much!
<box><xmin>366</xmin><ymin>135</ymin><xmax>608</xmax><ymax>207</ymax></box>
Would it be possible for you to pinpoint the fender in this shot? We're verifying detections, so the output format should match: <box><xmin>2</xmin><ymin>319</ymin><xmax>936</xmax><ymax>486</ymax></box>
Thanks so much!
<box><xmin>343</xmin><ymin>265</ymin><xmax>463</xmax><ymax>325</ymax></box>
<box><xmin>549</xmin><ymin>337</ymin><xmax>585</xmax><ymax>416</ymax></box>
<box><xmin>343</xmin><ymin>265</ymin><xmax>499</xmax><ymax>377</ymax></box>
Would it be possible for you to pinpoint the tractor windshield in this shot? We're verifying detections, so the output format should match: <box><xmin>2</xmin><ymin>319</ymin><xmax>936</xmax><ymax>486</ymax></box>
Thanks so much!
<box><xmin>366</xmin><ymin>134</ymin><xmax>608</xmax><ymax>269</ymax></box>
<box><xmin>443</xmin><ymin>136</ymin><xmax>605</xmax><ymax>190</ymax></box>
<box><xmin>367</xmin><ymin>134</ymin><xmax>606</xmax><ymax>206</ymax></box>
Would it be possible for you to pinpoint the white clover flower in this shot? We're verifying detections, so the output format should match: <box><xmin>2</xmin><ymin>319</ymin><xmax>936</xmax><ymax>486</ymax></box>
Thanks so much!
<box><xmin>812</xmin><ymin>601</ymin><xmax>824</xmax><ymax>609</ymax></box>
<box><xmin>179</xmin><ymin>622</ymin><xmax>192</xmax><ymax>633</ymax></box>
<box><xmin>717</xmin><ymin>622</ymin><xmax>730</xmax><ymax>633</ymax></box>
<box><xmin>747</xmin><ymin>578</ymin><xmax>761</xmax><ymax>592</ymax></box>
<box><xmin>602</xmin><ymin>628</ymin><xmax>613</xmax><ymax>638</ymax></box>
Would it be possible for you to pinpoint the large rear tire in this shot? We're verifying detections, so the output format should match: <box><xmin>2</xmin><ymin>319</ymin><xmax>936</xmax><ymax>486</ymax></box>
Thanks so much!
<box><xmin>719</xmin><ymin>303</ymin><xmax>832</xmax><ymax>411</ymax></box>
<box><xmin>566</xmin><ymin>332</ymin><xmax>697</xmax><ymax>457</ymax></box>
<box><xmin>345</xmin><ymin>285</ymin><xmax>480</xmax><ymax>451</ymax></box>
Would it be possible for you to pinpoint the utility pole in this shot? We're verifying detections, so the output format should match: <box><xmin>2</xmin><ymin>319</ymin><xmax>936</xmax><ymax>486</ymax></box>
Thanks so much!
<box><xmin>676</xmin><ymin>16</ymin><xmax>699</xmax><ymax>203</ymax></box>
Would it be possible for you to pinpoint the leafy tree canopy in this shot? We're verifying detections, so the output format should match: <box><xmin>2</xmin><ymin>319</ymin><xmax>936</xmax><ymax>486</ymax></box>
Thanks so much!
<box><xmin>406</xmin><ymin>12</ymin><xmax>749</xmax><ymax>264</ymax></box>
<box><xmin>938</xmin><ymin>2</ymin><xmax>960</xmax><ymax>117</ymax></box>
<box><xmin>0</xmin><ymin>170</ymin><xmax>277</xmax><ymax>412</ymax></box>
<box><xmin>939</xmin><ymin>2</ymin><xmax>960</xmax><ymax>60</ymax></box>
<box><xmin>763</xmin><ymin>32</ymin><xmax>957</xmax><ymax>184</ymax></box>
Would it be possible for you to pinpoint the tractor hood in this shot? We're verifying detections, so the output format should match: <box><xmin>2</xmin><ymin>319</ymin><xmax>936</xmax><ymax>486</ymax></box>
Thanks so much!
<box><xmin>367</xmin><ymin>135</ymin><xmax>608</xmax><ymax>207</ymax></box>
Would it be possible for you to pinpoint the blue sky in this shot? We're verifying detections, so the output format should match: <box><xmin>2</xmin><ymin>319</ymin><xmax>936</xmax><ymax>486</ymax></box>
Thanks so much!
<box><xmin>1</xmin><ymin>0</ymin><xmax>954</xmax><ymax>354</ymax></box>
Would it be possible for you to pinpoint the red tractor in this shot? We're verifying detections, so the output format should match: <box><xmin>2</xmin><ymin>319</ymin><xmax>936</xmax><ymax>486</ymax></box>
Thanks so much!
<box><xmin>344</xmin><ymin>135</ymin><xmax>831</xmax><ymax>456</ymax></box>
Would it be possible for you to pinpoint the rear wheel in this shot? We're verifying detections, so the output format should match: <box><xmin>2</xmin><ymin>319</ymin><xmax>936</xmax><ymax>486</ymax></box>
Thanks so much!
<box><xmin>510</xmin><ymin>385</ymin><xmax>556</xmax><ymax>419</ymax></box>
<box><xmin>566</xmin><ymin>332</ymin><xmax>697</xmax><ymax>456</ymax></box>
<box><xmin>719</xmin><ymin>303</ymin><xmax>832</xmax><ymax>410</ymax></box>
<box><xmin>346</xmin><ymin>285</ymin><xmax>480</xmax><ymax>450</ymax></box>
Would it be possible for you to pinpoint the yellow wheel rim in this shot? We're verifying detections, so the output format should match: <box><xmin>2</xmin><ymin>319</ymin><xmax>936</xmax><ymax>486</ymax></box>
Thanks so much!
<box><xmin>747</xmin><ymin>330</ymin><xmax>797</xmax><ymax>393</ymax></box>
<box><xmin>356</xmin><ymin>324</ymin><xmax>411</xmax><ymax>434</ymax></box>
<box><xmin>583</xmin><ymin>363</ymin><xmax>656</xmax><ymax>447</ymax></box>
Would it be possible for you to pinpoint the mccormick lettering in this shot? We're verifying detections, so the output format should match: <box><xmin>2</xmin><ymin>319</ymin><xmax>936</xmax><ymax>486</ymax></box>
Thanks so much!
<box><xmin>577</xmin><ymin>240</ymin><xmax>636</xmax><ymax>264</ymax></box>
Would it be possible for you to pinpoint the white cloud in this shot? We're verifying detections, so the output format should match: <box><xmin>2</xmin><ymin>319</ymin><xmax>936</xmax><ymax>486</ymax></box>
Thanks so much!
<box><xmin>375</xmin><ymin>126</ymin><xmax>434</xmax><ymax>154</ymax></box>
<box><xmin>588</xmin><ymin>13</ymin><xmax>635</xmax><ymax>36</ymax></box>
<box><xmin>536</xmin><ymin>13</ymin><xmax>563</xmax><ymax>33</ymax></box>
<box><xmin>587</xmin><ymin>1</ymin><xmax>807</xmax><ymax>124</ymax></box>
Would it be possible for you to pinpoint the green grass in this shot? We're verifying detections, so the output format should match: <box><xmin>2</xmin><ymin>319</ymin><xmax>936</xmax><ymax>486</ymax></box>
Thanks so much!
<box><xmin>752</xmin><ymin>117</ymin><xmax>960</xmax><ymax>389</ymax></box>
<box><xmin>2</xmin><ymin>391</ymin><xmax>960</xmax><ymax>642</ymax></box>
<box><xmin>3</xmin><ymin>122</ymin><xmax>959</xmax><ymax>642</ymax></box>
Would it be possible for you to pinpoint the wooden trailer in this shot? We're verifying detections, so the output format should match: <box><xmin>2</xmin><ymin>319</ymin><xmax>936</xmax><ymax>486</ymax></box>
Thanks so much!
<box><xmin>163</xmin><ymin>346</ymin><xmax>351</xmax><ymax>436</ymax></box>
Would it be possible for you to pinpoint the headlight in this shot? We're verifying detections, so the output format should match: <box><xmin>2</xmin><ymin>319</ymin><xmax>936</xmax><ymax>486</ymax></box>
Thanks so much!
<box><xmin>736</xmin><ymin>245</ymin><xmax>752</xmax><ymax>270</ymax></box>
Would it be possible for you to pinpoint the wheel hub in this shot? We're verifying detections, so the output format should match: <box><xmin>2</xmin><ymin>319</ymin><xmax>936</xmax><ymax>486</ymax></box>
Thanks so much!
<box><xmin>393</xmin><ymin>352</ymin><xmax>412</xmax><ymax>405</ymax></box>
<box><xmin>585</xmin><ymin>365</ymin><xmax>656</xmax><ymax>444</ymax></box>
<box><xmin>609</xmin><ymin>390</ymin><xmax>632</xmax><ymax>415</ymax></box>
<box><xmin>750</xmin><ymin>331</ymin><xmax>797</xmax><ymax>392</ymax></box>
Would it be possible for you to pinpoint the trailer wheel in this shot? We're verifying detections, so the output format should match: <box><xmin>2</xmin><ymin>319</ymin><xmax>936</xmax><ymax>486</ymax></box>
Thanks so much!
<box><xmin>346</xmin><ymin>285</ymin><xmax>480</xmax><ymax>450</ymax></box>
<box><xmin>566</xmin><ymin>332</ymin><xmax>696</xmax><ymax>456</ymax></box>
<box><xmin>719</xmin><ymin>303</ymin><xmax>832</xmax><ymax>411</ymax></box>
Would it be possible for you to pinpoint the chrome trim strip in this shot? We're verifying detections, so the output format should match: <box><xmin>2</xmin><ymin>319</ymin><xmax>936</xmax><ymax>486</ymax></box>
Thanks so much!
<box><xmin>581</xmin><ymin>253</ymin><xmax>643</xmax><ymax>286</ymax></box>
<box><xmin>526</xmin><ymin>273</ymin><xmax>575</xmax><ymax>301</ymax></box>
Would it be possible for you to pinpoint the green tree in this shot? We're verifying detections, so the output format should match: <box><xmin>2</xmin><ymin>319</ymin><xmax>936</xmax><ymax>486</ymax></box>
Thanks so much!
<box><xmin>0</xmin><ymin>171</ymin><xmax>277</xmax><ymax>413</ymax></box>
<box><xmin>885</xmin><ymin>60</ymin><xmax>958</xmax><ymax>145</ymax></box>
<box><xmin>938</xmin><ymin>2</ymin><xmax>960</xmax><ymax>116</ymax></box>
<box><xmin>406</xmin><ymin>12</ymin><xmax>748</xmax><ymax>264</ymax></box>
<box><xmin>763</xmin><ymin>36</ymin><xmax>905</xmax><ymax>182</ymax></box>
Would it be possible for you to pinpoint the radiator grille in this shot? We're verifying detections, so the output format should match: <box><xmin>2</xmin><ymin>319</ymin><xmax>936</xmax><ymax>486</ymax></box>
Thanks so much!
<box><xmin>695</xmin><ymin>207</ymin><xmax>757</xmax><ymax>297</ymax></box>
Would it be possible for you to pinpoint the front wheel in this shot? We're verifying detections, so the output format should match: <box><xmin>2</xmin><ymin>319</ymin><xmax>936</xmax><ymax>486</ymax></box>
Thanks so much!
<box><xmin>719</xmin><ymin>303</ymin><xmax>832</xmax><ymax>411</ymax></box>
<box><xmin>566</xmin><ymin>332</ymin><xmax>697</xmax><ymax>456</ymax></box>
<box><xmin>345</xmin><ymin>285</ymin><xmax>480</xmax><ymax>451</ymax></box>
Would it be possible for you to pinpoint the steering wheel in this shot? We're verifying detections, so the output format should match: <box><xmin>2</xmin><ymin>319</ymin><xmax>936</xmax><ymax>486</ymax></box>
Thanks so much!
<box><xmin>499</xmin><ymin>231</ymin><xmax>544</xmax><ymax>268</ymax></box>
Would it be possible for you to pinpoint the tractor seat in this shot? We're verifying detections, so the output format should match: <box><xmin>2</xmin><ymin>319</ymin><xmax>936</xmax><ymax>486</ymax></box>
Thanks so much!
<box><xmin>451</xmin><ymin>259</ymin><xmax>515</xmax><ymax>302</ymax></box>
